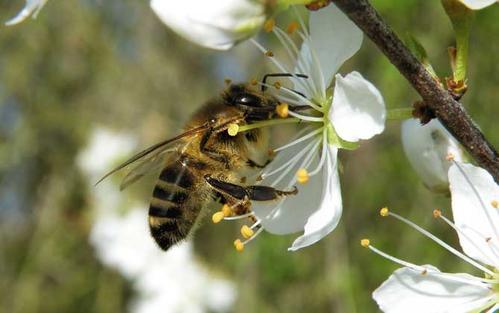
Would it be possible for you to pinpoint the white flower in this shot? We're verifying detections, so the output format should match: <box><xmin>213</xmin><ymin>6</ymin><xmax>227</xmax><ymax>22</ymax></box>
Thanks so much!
<box><xmin>5</xmin><ymin>0</ymin><xmax>48</xmax><ymax>26</ymax></box>
<box><xmin>364</xmin><ymin>161</ymin><xmax>499</xmax><ymax>313</ymax></box>
<box><xmin>401</xmin><ymin>118</ymin><xmax>465</xmax><ymax>192</ymax></box>
<box><xmin>91</xmin><ymin>208</ymin><xmax>236</xmax><ymax>313</ymax></box>
<box><xmin>459</xmin><ymin>0</ymin><xmax>498</xmax><ymax>9</ymax></box>
<box><xmin>150</xmin><ymin>0</ymin><xmax>268</xmax><ymax>50</ymax></box>
<box><xmin>222</xmin><ymin>5</ymin><xmax>385</xmax><ymax>252</ymax></box>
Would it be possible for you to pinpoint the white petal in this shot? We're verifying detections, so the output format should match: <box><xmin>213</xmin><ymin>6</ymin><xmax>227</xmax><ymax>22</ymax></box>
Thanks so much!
<box><xmin>373</xmin><ymin>266</ymin><xmax>493</xmax><ymax>313</ymax></box>
<box><xmin>449</xmin><ymin>162</ymin><xmax>499</xmax><ymax>268</ymax></box>
<box><xmin>309</xmin><ymin>4</ymin><xmax>363</xmax><ymax>87</ymax></box>
<box><xmin>401</xmin><ymin>118</ymin><xmax>465</xmax><ymax>192</ymax></box>
<box><xmin>5</xmin><ymin>0</ymin><xmax>48</xmax><ymax>26</ymax></box>
<box><xmin>459</xmin><ymin>0</ymin><xmax>497</xmax><ymax>10</ymax></box>
<box><xmin>289</xmin><ymin>145</ymin><xmax>342</xmax><ymax>251</ymax></box>
<box><xmin>329</xmin><ymin>72</ymin><xmax>386</xmax><ymax>142</ymax></box>
<box><xmin>150</xmin><ymin>0</ymin><xmax>265</xmax><ymax>50</ymax></box>
<box><xmin>252</xmin><ymin>134</ymin><xmax>324</xmax><ymax>234</ymax></box>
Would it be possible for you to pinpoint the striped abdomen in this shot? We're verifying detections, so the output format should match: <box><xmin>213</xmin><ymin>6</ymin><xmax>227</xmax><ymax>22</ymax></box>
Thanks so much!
<box><xmin>148</xmin><ymin>157</ymin><xmax>205</xmax><ymax>251</ymax></box>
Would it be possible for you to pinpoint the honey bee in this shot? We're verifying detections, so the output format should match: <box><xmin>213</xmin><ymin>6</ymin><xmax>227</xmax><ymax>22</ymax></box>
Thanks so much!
<box><xmin>99</xmin><ymin>78</ymin><xmax>307</xmax><ymax>251</ymax></box>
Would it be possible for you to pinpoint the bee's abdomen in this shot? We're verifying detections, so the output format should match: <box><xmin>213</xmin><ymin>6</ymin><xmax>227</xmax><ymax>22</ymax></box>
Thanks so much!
<box><xmin>148</xmin><ymin>159</ymin><xmax>203</xmax><ymax>251</ymax></box>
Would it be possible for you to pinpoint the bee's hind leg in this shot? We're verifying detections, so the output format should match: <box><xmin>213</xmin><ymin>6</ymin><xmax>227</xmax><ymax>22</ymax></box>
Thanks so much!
<box><xmin>204</xmin><ymin>175</ymin><xmax>297</xmax><ymax>202</ymax></box>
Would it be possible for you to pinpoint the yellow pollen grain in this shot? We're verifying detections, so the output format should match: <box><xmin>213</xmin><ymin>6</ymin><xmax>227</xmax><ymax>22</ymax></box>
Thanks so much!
<box><xmin>241</xmin><ymin>225</ymin><xmax>254</xmax><ymax>239</ymax></box>
<box><xmin>446</xmin><ymin>153</ymin><xmax>455</xmax><ymax>161</ymax></box>
<box><xmin>296</xmin><ymin>168</ymin><xmax>309</xmax><ymax>184</ymax></box>
<box><xmin>491</xmin><ymin>200</ymin><xmax>498</xmax><ymax>209</ymax></box>
<box><xmin>263</xmin><ymin>19</ymin><xmax>275</xmax><ymax>32</ymax></box>
<box><xmin>433</xmin><ymin>209</ymin><xmax>442</xmax><ymax>218</ymax></box>
<box><xmin>250</xmin><ymin>78</ymin><xmax>258</xmax><ymax>86</ymax></box>
<box><xmin>287</xmin><ymin>21</ymin><xmax>299</xmax><ymax>34</ymax></box>
<box><xmin>360</xmin><ymin>239</ymin><xmax>370</xmax><ymax>247</ymax></box>
<box><xmin>234</xmin><ymin>239</ymin><xmax>244</xmax><ymax>252</ymax></box>
<box><xmin>379</xmin><ymin>207</ymin><xmax>389</xmax><ymax>217</ymax></box>
<box><xmin>265</xmin><ymin>50</ymin><xmax>274</xmax><ymax>57</ymax></box>
<box><xmin>227</xmin><ymin>123</ymin><xmax>239</xmax><ymax>136</ymax></box>
<box><xmin>212</xmin><ymin>211</ymin><xmax>225</xmax><ymax>224</ymax></box>
<box><xmin>273</xmin><ymin>81</ymin><xmax>281</xmax><ymax>89</ymax></box>
<box><xmin>222</xmin><ymin>204</ymin><xmax>233</xmax><ymax>217</ymax></box>
<box><xmin>276</xmin><ymin>103</ymin><xmax>289</xmax><ymax>118</ymax></box>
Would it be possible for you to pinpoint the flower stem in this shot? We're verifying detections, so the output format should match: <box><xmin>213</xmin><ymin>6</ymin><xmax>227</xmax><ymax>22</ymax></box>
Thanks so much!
<box><xmin>386</xmin><ymin>108</ymin><xmax>413</xmax><ymax>120</ymax></box>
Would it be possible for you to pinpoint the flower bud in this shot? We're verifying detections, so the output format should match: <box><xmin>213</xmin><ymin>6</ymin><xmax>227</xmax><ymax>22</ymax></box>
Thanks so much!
<box><xmin>401</xmin><ymin>118</ymin><xmax>465</xmax><ymax>193</ymax></box>
<box><xmin>150</xmin><ymin>0</ymin><xmax>269</xmax><ymax>50</ymax></box>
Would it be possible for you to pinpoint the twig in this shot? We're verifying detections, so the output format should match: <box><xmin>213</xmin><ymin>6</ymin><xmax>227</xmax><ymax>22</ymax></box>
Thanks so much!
<box><xmin>333</xmin><ymin>0</ymin><xmax>499</xmax><ymax>182</ymax></box>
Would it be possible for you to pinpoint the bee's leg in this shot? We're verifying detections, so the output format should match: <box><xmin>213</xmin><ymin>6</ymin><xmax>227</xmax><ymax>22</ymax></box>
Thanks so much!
<box><xmin>246</xmin><ymin>159</ymin><xmax>272</xmax><ymax>169</ymax></box>
<box><xmin>199</xmin><ymin>128</ymin><xmax>230</xmax><ymax>166</ymax></box>
<box><xmin>204</xmin><ymin>175</ymin><xmax>297</xmax><ymax>202</ymax></box>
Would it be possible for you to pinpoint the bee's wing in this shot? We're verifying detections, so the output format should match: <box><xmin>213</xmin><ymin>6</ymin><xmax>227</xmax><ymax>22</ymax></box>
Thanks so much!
<box><xmin>119</xmin><ymin>147</ymin><xmax>175</xmax><ymax>190</ymax></box>
<box><xmin>95</xmin><ymin>123</ymin><xmax>210</xmax><ymax>186</ymax></box>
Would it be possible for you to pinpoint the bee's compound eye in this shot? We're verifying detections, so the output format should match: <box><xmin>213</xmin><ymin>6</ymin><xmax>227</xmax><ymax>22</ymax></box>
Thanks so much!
<box><xmin>234</xmin><ymin>93</ymin><xmax>261</xmax><ymax>107</ymax></box>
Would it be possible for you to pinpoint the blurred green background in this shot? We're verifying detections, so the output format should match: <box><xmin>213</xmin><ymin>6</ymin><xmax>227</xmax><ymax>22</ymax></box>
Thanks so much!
<box><xmin>0</xmin><ymin>1</ymin><xmax>498</xmax><ymax>312</ymax></box>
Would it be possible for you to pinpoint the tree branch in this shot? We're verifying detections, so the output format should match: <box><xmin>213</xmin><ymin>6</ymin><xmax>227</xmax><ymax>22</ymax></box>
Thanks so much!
<box><xmin>333</xmin><ymin>0</ymin><xmax>499</xmax><ymax>182</ymax></box>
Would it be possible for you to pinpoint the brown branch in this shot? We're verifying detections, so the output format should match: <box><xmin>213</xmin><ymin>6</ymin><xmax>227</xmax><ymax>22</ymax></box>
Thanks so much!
<box><xmin>333</xmin><ymin>0</ymin><xmax>499</xmax><ymax>182</ymax></box>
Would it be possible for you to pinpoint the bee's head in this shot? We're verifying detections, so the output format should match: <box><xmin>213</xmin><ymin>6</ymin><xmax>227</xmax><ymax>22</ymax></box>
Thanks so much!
<box><xmin>224</xmin><ymin>84</ymin><xmax>276</xmax><ymax>122</ymax></box>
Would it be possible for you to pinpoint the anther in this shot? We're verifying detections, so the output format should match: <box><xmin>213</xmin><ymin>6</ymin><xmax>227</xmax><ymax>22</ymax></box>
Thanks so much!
<box><xmin>380</xmin><ymin>207</ymin><xmax>389</xmax><ymax>217</ymax></box>
<box><xmin>287</xmin><ymin>21</ymin><xmax>299</xmax><ymax>34</ymax></box>
<box><xmin>433</xmin><ymin>209</ymin><xmax>442</xmax><ymax>218</ymax></box>
<box><xmin>296</xmin><ymin>168</ymin><xmax>309</xmax><ymax>184</ymax></box>
<box><xmin>224</xmin><ymin>78</ymin><xmax>232</xmax><ymax>85</ymax></box>
<box><xmin>446</xmin><ymin>153</ymin><xmax>455</xmax><ymax>161</ymax></box>
<box><xmin>265</xmin><ymin>50</ymin><xmax>274</xmax><ymax>57</ymax></box>
<box><xmin>360</xmin><ymin>238</ymin><xmax>370</xmax><ymax>248</ymax></box>
<box><xmin>273</xmin><ymin>81</ymin><xmax>281</xmax><ymax>89</ymax></box>
<box><xmin>250</xmin><ymin>78</ymin><xmax>258</xmax><ymax>86</ymax></box>
<box><xmin>241</xmin><ymin>225</ymin><xmax>254</xmax><ymax>239</ymax></box>
<box><xmin>276</xmin><ymin>103</ymin><xmax>289</xmax><ymax>118</ymax></box>
<box><xmin>222</xmin><ymin>204</ymin><xmax>233</xmax><ymax>217</ymax></box>
<box><xmin>227</xmin><ymin>123</ymin><xmax>239</xmax><ymax>136</ymax></box>
<box><xmin>212</xmin><ymin>211</ymin><xmax>225</xmax><ymax>224</ymax></box>
<box><xmin>421</xmin><ymin>269</ymin><xmax>428</xmax><ymax>275</ymax></box>
<box><xmin>234</xmin><ymin>239</ymin><xmax>244</xmax><ymax>252</ymax></box>
<box><xmin>263</xmin><ymin>19</ymin><xmax>275</xmax><ymax>32</ymax></box>
<box><xmin>491</xmin><ymin>200</ymin><xmax>498</xmax><ymax>209</ymax></box>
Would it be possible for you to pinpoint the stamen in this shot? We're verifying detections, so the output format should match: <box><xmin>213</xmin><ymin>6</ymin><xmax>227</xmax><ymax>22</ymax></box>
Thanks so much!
<box><xmin>287</xmin><ymin>110</ymin><xmax>324</xmax><ymax>122</ymax></box>
<box><xmin>273</xmin><ymin>81</ymin><xmax>281</xmax><ymax>89</ymax></box>
<box><xmin>234</xmin><ymin>239</ymin><xmax>244</xmax><ymax>252</ymax></box>
<box><xmin>386</xmin><ymin>209</ymin><xmax>495</xmax><ymax>276</ymax></box>
<box><xmin>361</xmin><ymin>240</ymin><xmax>428</xmax><ymax>272</ymax></box>
<box><xmin>265</xmin><ymin>50</ymin><xmax>274</xmax><ymax>57</ymax></box>
<box><xmin>307</xmin><ymin>129</ymin><xmax>328</xmax><ymax>177</ymax></box>
<box><xmin>224</xmin><ymin>78</ymin><xmax>232</xmax><ymax>85</ymax></box>
<box><xmin>264</xmin><ymin>138</ymin><xmax>317</xmax><ymax>178</ymax></box>
<box><xmin>287</xmin><ymin>21</ymin><xmax>299</xmax><ymax>34</ymax></box>
<box><xmin>296</xmin><ymin>168</ymin><xmax>309</xmax><ymax>184</ymax></box>
<box><xmin>224</xmin><ymin>212</ymin><xmax>254</xmax><ymax>221</ymax></box>
<box><xmin>360</xmin><ymin>238</ymin><xmax>370</xmax><ymax>247</ymax></box>
<box><xmin>242</xmin><ymin>226</ymin><xmax>264</xmax><ymax>245</ymax></box>
<box><xmin>263</xmin><ymin>19</ymin><xmax>275</xmax><ymax>32</ymax></box>
<box><xmin>241</xmin><ymin>225</ymin><xmax>254</xmax><ymax>239</ymax></box>
<box><xmin>492</xmin><ymin>200</ymin><xmax>498</xmax><ymax>209</ymax></box>
<box><xmin>446</xmin><ymin>153</ymin><xmax>455</xmax><ymax>161</ymax></box>
<box><xmin>379</xmin><ymin>207</ymin><xmax>389</xmax><ymax>217</ymax></box>
<box><xmin>276</xmin><ymin>103</ymin><xmax>289</xmax><ymax>118</ymax></box>
<box><xmin>222</xmin><ymin>204</ymin><xmax>233</xmax><ymax>217</ymax></box>
<box><xmin>250</xmin><ymin>78</ymin><xmax>258</xmax><ymax>86</ymax></box>
<box><xmin>227</xmin><ymin>123</ymin><xmax>239</xmax><ymax>136</ymax></box>
<box><xmin>212</xmin><ymin>211</ymin><xmax>225</xmax><ymax>224</ymax></box>
<box><xmin>237</xmin><ymin>117</ymin><xmax>300</xmax><ymax>133</ymax></box>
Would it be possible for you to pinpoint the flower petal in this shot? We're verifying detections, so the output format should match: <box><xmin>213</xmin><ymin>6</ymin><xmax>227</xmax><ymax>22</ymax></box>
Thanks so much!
<box><xmin>449</xmin><ymin>162</ymin><xmax>499</xmax><ymax>268</ymax></box>
<box><xmin>252</xmin><ymin>134</ymin><xmax>324</xmax><ymax>234</ymax></box>
<box><xmin>373</xmin><ymin>266</ymin><xmax>493</xmax><ymax>313</ymax></box>
<box><xmin>150</xmin><ymin>0</ymin><xmax>265</xmax><ymax>50</ymax></box>
<box><xmin>329</xmin><ymin>71</ymin><xmax>386</xmax><ymax>142</ymax></box>
<box><xmin>289</xmin><ymin>145</ymin><xmax>342</xmax><ymax>251</ymax></box>
<box><xmin>309</xmin><ymin>4</ymin><xmax>363</xmax><ymax>87</ymax></box>
<box><xmin>401</xmin><ymin>118</ymin><xmax>465</xmax><ymax>192</ymax></box>
<box><xmin>5</xmin><ymin>0</ymin><xmax>48</xmax><ymax>26</ymax></box>
<box><xmin>459</xmin><ymin>0</ymin><xmax>497</xmax><ymax>10</ymax></box>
